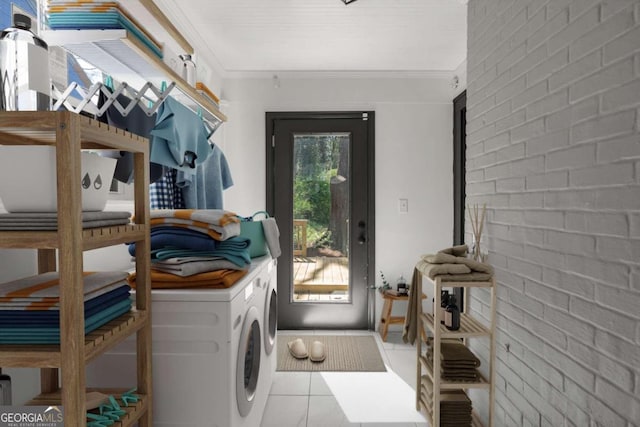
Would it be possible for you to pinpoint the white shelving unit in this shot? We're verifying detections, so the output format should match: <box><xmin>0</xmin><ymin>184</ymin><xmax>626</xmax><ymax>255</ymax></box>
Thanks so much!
<box><xmin>416</xmin><ymin>275</ymin><xmax>496</xmax><ymax>427</ymax></box>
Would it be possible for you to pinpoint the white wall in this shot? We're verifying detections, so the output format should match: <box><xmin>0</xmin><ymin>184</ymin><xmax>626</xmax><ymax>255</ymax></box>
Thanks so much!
<box><xmin>221</xmin><ymin>75</ymin><xmax>457</xmax><ymax>327</ymax></box>
<box><xmin>467</xmin><ymin>0</ymin><xmax>640</xmax><ymax>425</ymax></box>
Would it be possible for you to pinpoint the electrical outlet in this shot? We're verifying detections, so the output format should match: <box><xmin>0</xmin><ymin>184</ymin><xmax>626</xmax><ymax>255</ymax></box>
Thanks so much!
<box><xmin>398</xmin><ymin>198</ymin><xmax>408</xmax><ymax>213</ymax></box>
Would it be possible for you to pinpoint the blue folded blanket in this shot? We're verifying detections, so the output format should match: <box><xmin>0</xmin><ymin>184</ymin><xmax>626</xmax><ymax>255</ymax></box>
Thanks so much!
<box><xmin>128</xmin><ymin>226</ymin><xmax>219</xmax><ymax>256</ymax></box>
<box><xmin>150</xmin><ymin>238</ymin><xmax>251</xmax><ymax>268</ymax></box>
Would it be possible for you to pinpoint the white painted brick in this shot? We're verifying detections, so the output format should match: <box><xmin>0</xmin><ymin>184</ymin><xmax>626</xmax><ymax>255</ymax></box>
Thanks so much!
<box><xmin>466</xmin><ymin>140</ymin><xmax>485</xmax><ymax>159</ymax></box>
<box><xmin>523</xmin><ymin>209</ymin><xmax>564</xmax><ymax>228</ymax></box>
<box><xmin>595</xmin><ymin>186</ymin><xmax>640</xmax><ymax>210</ymax></box>
<box><xmin>509</xmin><ymin>287</ymin><xmax>545</xmax><ymax>318</ymax></box>
<box><xmin>597</xmin><ymin>134</ymin><xmax>640</xmax><ymax>163</ymax></box>
<box><xmin>517</xmin><ymin>348</ymin><xmax>565</xmax><ymax>390</ymax></box>
<box><xmin>511</xmin><ymin>43</ymin><xmax>547</xmax><ymax>79</ymax></box>
<box><xmin>513</xmin><ymin>80</ymin><xmax>549</xmax><ymax>111</ymax></box>
<box><xmin>569</xmin><ymin>0</ymin><xmax>602</xmax><ymax>21</ymax></box>
<box><xmin>546</xmin><ymin>96</ymin><xmax>599</xmax><ymax>132</ymax></box>
<box><xmin>597</xmin><ymin>235</ymin><xmax>640</xmax><ymax>264</ymax></box>
<box><xmin>495</xmin><ymin>109</ymin><xmax>526</xmax><ymax>134</ymax></box>
<box><xmin>469</xmin><ymin>151</ymin><xmax>498</xmax><ymax>170</ymax></box>
<box><xmin>588</xmin><ymin>394</ymin><xmax>631</xmax><ymax>427</ymax></box>
<box><xmin>484</xmin><ymin>69</ymin><xmax>514</xmax><ymax>100</ymax></box>
<box><xmin>498</xmin><ymin>43</ymin><xmax>527</xmax><ymax>75</ymax></box>
<box><xmin>485</xmin><ymin>162</ymin><xmax>512</xmax><ymax>180</ymax></box>
<box><xmin>528</xmin><ymin>8</ymin><xmax>569</xmax><ymax>52</ymax></box>
<box><xmin>508</xmin><ymin>257</ymin><xmax>544</xmax><ymax>281</ymax></box>
<box><xmin>526</xmin><ymin>129</ymin><xmax>570</xmax><ymax>155</ymax></box>
<box><xmin>544</xmin><ymin>188</ymin><xmax>596</xmax><ymax>209</ymax></box>
<box><xmin>596</xmin><ymin>329</ymin><xmax>640</xmax><ymax>370</ymax></box>
<box><xmin>495</xmin><ymin>389</ymin><xmax>523</xmax><ymax>426</ymax></box>
<box><xmin>496</xmin><ymin>177</ymin><xmax>526</xmax><ymax>192</ymax></box>
<box><xmin>493</xmin><ymin>208</ymin><xmax>524</xmax><ymax>224</ymax></box>
<box><xmin>568</xmin><ymin>339</ymin><xmax>635</xmax><ymax>391</ymax></box>
<box><xmin>603</xmin><ymin>25</ymin><xmax>640</xmax><ymax>65</ymax></box>
<box><xmin>525</xmin><ymin>278</ymin><xmax>570</xmax><ymax>309</ymax></box>
<box><xmin>543</xmin><ymin>267</ymin><xmax>596</xmax><ymax>299</ymax></box>
<box><xmin>467</xmin><ymin>169</ymin><xmax>485</xmax><ymax>183</ymax></box>
<box><xmin>543</xmin><ymin>343</ymin><xmax>596</xmax><ymax>390</ymax></box>
<box><xmin>468</xmin><ymin>93</ymin><xmax>496</xmax><ymax>120</ymax></box>
<box><xmin>468</xmin><ymin>122</ymin><xmax>497</xmax><ymax>144</ymax></box>
<box><xmin>475</xmin><ymin>65</ymin><xmax>499</xmax><ymax>92</ymax></box>
<box><xmin>563</xmin><ymin>379</ymin><xmax>593</xmax><ymax>419</ymax></box>
<box><xmin>512</xmin><ymin>6</ymin><xmax>547</xmax><ymax>51</ymax></box>
<box><xmin>545</xmin><ymin>143</ymin><xmax>596</xmax><ymax>171</ymax></box>
<box><xmin>523</xmin><ymin>245</ymin><xmax>565</xmax><ymax>271</ymax></box>
<box><xmin>571</xmin><ymin>108</ymin><xmax>636</xmax><ymax>143</ymax></box>
<box><xmin>545</xmin><ymin>308</ymin><xmax>596</xmax><ymax>344</ymax></box>
<box><xmin>546</xmin><ymin>0</ymin><xmax>572</xmax><ymax>20</ymax></box>
<box><xmin>548</xmin><ymin>50</ymin><xmax>602</xmax><ymax>91</ymax></box>
<box><xmin>499</xmin><ymin>5</ymin><xmax>528</xmax><ymax>43</ymax></box>
<box><xmin>548</xmin><ymin>5</ymin><xmax>600</xmax><ymax>54</ymax></box>
<box><xmin>601</xmin><ymin>78</ymin><xmax>640</xmax><ymax>112</ymax></box>
<box><xmin>596</xmin><ymin>287</ymin><xmax>640</xmax><ymax>321</ymax></box>
<box><xmin>570</xmin><ymin>57</ymin><xmax>635</xmax><ymax>102</ymax></box>
<box><xmin>546</xmin><ymin>229</ymin><xmax>596</xmax><ymax>255</ymax></box>
<box><xmin>570</xmin><ymin>5</ymin><xmax>635</xmax><ymax>61</ymax></box>
<box><xmin>636</xmin><ymin>374</ymin><xmax>640</xmax><ymax>395</ymax></box>
<box><xmin>496</xmin><ymin>75</ymin><xmax>527</xmax><ymax>104</ymax></box>
<box><xmin>522</xmin><ymin>383</ymin><xmax>565</xmax><ymax>427</ymax></box>
<box><xmin>512</xmin><ymin>118</ymin><xmax>545</xmax><ymax>142</ymax></box>
<box><xmin>631</xmin><ymin>213</ymin><xmax>640</xmax><ymax>238</ymax></box>
<box><xmin>500</xmin><ymin>300</ymin><xmax>526</xmax><ymax>324</ymax></box>
<box><xmin>512</xmin><ymin>156</ymin><xmax>545</xmax><ymax>177</ymax></box>
<box><xmin>632</xmin><ymin>269</ymin><xmax>640</xmax><ymax>292</ymax></box>
<box><xmin>526</xmin><ymin>170</ymin><xmax>569</xmax><ymax>190</ymax></box>
<box><xmin>594</xmin><ymin>378</ymin><xmax>640</xmax><ymax>424</ymax></box>
<box><xmin>566</xmin><ymin>254</ymin><xmax>630</xmax><ymax>288</ymax></box>
<box><xmin>526</xmin><ymin>88</ymin><xmax>569</xmax><ymax>120</ymax></box>
<box><xmin>492</xmin><ymin>238</ymin><xmax>525</xmax><ymax>258</ymax></box>
<box><xmin>467</xmin><ymin>180</ymin><xmax>496</xmax><ymax>196</ymax></box>
<box><xmin>571</xmin><ymin>296</ymin><xmax>637</xmax><ymax>340</ymax></box>
<box><xmin>565</xmin><ymin>211</ymin><xmax>629</xmax><ymax>236</ymax></box>
<box><xmin>528</xmin><ymin>47</ymin><xmax>570</xmax><ymax>87</ymax></box>
<box><xmin>509</xmin><ymin>192</ymin><xmax>545</xmax><ymax>209</ymax></box>
<box><xmin>569</xmin><ymin>162</ymin><xmax>635</xmax><ymax>187</ymax></box>
<box><xmin>484</xmin><ymin>100</ymin><xmax>513</xmax><ymax>125</ymax></box>
<box><xmin>497</xmin><ymin>142</ymin><xmax>525</xmax><ymax>161</ymax></box>
<box><xmin>602</xmin><ymin>0</ymin><xmax>640</xmax><ymax>19</ymax></box>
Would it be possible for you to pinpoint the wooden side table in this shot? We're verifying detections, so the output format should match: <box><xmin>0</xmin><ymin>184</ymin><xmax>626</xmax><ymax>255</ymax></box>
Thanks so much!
<box><xmin>379</xmin><ymin>291</ymin><xmax>427</xmax><ymax>342</ymax></box>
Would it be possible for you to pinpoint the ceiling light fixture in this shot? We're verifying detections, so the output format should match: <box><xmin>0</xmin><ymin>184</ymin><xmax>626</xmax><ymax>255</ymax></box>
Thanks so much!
<box><xmin>342</xmin><ymin>0</ymin><xmax>358</xmax><ymax>4</ymax></box>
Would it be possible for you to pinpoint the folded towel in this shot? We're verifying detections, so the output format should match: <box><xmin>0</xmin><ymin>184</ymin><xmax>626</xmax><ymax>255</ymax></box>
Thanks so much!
<box><xmin>438</xmin><ymin>245</ymin><xmax>469</xmax><ymax>257</ymax></box>
<box><xmin>128</xmin><ymin>269</ymin><xmax>248</xmax><ymax>289</ymax></box>
<box><xmin>152</xmin><ymin>258</ymin><xmax>244</xmax><ymax>277</ymax></box>
<box><xmin>0</xmin><ymin>211</ymin><xmax>131</xmax><ymax>223</ymax></box>
<box><xmin>441</xmin><ymin>342</ymin><xmax>481</xmax><ymax>365</ymax></box>
<box><xmin>149</xmin><ymin>209</ymin><xmax>240</xmax><ymax>241</ymax></box>
<box><xmin>421</xmin><ymin>252</ymin><xmax>493</xmax><ymax>275</ymax></box>
<box><xmin>128</xmin><ymin>226</ymin><xmax>219</xmax><ymax>256</ymax></box>
<box><xmin>262</xmin><ymin>217</ymin><xmax>281</xmax><ymax>259</ymax></box>
<box><xmin>420</xmin><ymin>262</ymin><xmax>471</xmax><ymax>278</ymax></box>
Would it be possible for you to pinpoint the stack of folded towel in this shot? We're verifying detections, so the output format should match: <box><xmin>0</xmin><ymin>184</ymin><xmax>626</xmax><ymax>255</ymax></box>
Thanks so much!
<box><xmin>419</xmin><ymin>244</ymin><xmax>493</xmax><ymax>282</ymax></box>
<box><xmin>421</xmin><ymin>374</ymin><xmax>473</xmax><ymax>427</ymax></box>
<box><xmin>0</xmin><ymin>211</ymin><xmax>132</xmax><ymax>230</ymax></box>
<box><xmin>436</xmin><ymin>341</ymin><xmax>481</xmax><ymax>382</ymax></box>
<box><xmin>0</xmin><ymin>271</ymin><xmax>132</xmax><ymax>344</ymax></box>
<box><xmin>128</xmin><ymin>209</ymin><xmax>251</xmax><ymax>289</ymax></box>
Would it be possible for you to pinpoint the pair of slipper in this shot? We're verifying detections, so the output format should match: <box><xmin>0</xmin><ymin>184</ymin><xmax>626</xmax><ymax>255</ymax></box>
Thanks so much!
<box><xmin>287</xmin><ymin>338</ymin><xmax>326</xmax><ymax>362</ymax></box>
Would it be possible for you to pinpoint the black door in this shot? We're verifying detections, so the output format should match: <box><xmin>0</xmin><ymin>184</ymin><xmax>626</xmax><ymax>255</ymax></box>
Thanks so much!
<box><xmin>267</xmin><ymin>112</ymin><xmax>375</xmax><ymax>329</ymax></box>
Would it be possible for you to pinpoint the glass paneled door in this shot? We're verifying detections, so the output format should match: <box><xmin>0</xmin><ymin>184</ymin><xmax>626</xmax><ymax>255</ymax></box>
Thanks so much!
<box><xmin>267</xmin><ymin>112</ymin><xmax>375</xmax><ymax>330</ymax></box>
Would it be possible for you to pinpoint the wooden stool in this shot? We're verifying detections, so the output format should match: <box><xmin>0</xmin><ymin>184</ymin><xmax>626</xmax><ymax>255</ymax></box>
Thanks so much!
<box><xmin>379</xmin><ymin>291</ymin><xmax>427</xmax><ymax>342</ymax></box>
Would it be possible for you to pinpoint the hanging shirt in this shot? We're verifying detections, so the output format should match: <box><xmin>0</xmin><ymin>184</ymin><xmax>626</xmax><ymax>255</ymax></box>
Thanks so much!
<box><xmin>177</xmin><ymin>144</ymin><xmax>233</xmax><ymax>209</ymax></box>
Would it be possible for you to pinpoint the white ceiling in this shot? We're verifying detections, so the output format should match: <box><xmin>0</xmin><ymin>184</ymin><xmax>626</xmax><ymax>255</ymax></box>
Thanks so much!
<box><xmin>153</xmin><ymin>0</ymin><xmax>468</xmax><ymax>77</ymax></box>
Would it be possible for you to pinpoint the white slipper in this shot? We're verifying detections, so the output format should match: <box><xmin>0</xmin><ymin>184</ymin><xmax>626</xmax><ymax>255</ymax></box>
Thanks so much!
<box><xmin>287</xmin><ymin>338</ymin><xmax>308</xmax><ymax>359</ymax></box>
<box><xmin>309</xmin><ymin>340</ymin><xmax>326</xmax><ymax>363</ymax></box>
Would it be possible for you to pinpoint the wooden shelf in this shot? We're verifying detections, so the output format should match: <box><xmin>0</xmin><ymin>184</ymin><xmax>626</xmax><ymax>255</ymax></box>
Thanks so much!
<box><xmin>0</xmin><ymin>110</ymin><xmax>152</xmax><ymax>425</ymax></box>
<box><xmin>28</xmin><ymin>389</ymin><xmax>149</xmax><ymax>427</ymax></box>
<box><xmin>0</xmin><ymin>311</ymin><xmax>147</xmax><ymax>368</ymax></box>
<box><xmin>0</xmin><ymin>224</ymin><xmax>145</xmax><ymax>250</ymax></box>
<box><xmin>421</xmin><ymin>312</ymin><xmax>491</xmax><ymax>338</ymax></box>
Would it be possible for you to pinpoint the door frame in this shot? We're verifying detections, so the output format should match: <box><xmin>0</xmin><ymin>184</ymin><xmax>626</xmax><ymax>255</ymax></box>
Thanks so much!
<box><xmin>453</xmin><ymin>91</ymin><xmax>466</xmax><ymax>311</ymax></box>
<box><xmin>266</xmin><ymin>111</ymin><xmax>376</xmax><ymax>330</ymax></box>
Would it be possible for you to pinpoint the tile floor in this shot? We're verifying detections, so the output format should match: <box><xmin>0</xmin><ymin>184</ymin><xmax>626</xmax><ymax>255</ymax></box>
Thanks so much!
<box><xmin>261</xmin><ymin>329</ymin><xmax>429</xmax><ymax>427</ymax></box>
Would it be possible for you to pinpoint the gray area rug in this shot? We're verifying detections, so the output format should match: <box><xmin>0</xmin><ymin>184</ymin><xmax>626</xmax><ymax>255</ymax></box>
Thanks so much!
<box><xmin>277</xmin><ymin>335</ymin><xmax>387</xmax><ymax>372</ymax></box>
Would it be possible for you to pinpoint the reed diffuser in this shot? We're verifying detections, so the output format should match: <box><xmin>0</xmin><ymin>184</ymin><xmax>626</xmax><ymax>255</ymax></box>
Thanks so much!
<box><xmin>467</xmin><ymin>203</ymin><xmax>487</xmax><ymax>262</ymax></box>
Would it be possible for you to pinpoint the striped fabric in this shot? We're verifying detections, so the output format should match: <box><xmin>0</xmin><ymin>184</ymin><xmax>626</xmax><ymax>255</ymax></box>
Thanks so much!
<box><xmin>149</xmin><ymin>209</ymin><xmax>241</xmax><ymax>241</ymax></box>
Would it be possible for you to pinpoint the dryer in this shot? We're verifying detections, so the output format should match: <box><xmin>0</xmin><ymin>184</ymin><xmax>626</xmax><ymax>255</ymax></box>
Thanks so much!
<box><xmin>87</xmin><ymin>256</ymin><xmax>272</xmax><ymax>427</ymax></box>
<box><xmin>259</xmin><ymin>258</ymin><xmax>277</xmax><ymax>396</ymax></box>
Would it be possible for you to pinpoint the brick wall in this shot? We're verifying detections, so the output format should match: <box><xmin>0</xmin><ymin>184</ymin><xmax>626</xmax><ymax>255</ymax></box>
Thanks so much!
<box><xmin>466</xmin><ymin>1</ymin><xmax>640</xmax><ymax>426</ymax></box>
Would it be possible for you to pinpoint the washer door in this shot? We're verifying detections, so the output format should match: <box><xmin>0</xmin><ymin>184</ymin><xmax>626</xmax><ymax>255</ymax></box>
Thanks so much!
<box><xmin>264</xmin><ymin>284</ymin><xmax>277</xmax><ymax>355</ymax></box>
<box><xmin>236</xmin><ymin>305</ymin><xmax>262</xmax><ymax>417</ymax></box>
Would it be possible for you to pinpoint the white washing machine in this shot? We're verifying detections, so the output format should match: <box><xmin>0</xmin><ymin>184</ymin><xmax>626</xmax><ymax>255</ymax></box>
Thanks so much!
<box><xmin>87</xmin><ymin>256</ymin><xmax>273</xmax><ymax>427</ymax></box>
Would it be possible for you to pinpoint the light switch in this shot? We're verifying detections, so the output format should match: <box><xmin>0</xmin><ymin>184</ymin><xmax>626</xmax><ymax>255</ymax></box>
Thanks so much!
<box><xmin>399</xmin><ymin>198</ymin><xmax>408</xmax><ymax>213</ymax></box>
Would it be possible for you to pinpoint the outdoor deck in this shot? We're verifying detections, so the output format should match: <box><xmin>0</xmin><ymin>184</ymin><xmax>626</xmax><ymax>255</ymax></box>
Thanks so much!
<box><xmin>293</xmin><ymin>256</ymin><xmax>349</xmax><ymax>293</ymax></box>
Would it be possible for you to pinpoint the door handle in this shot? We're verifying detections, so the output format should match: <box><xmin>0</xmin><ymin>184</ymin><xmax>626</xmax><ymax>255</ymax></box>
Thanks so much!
<box><xmin>358</xmin><ymin>220</ymin><xmax>366</xmax><ymax>244</ymax></box>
